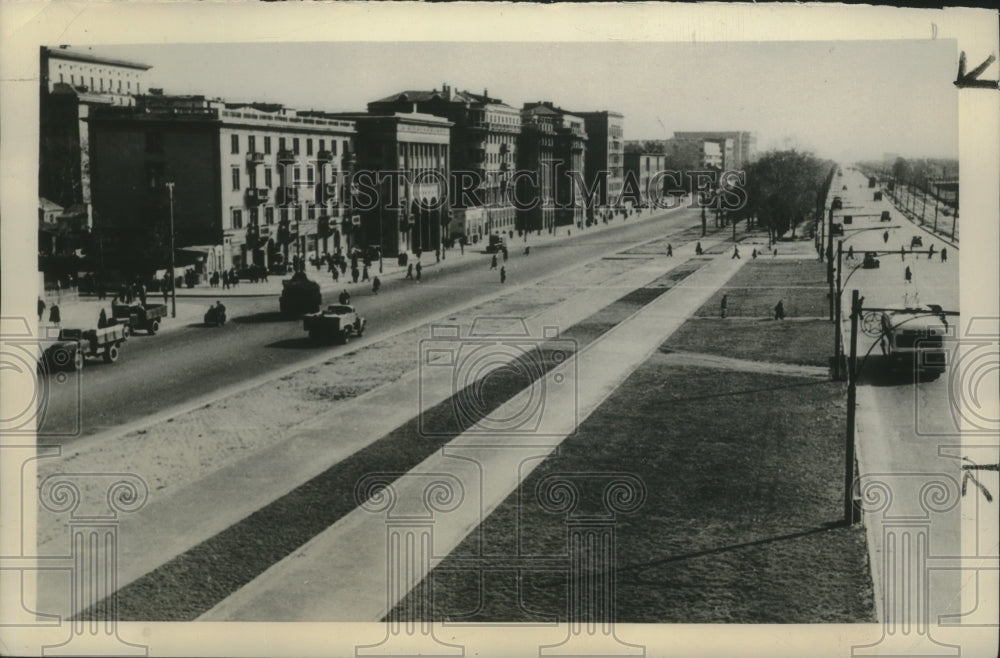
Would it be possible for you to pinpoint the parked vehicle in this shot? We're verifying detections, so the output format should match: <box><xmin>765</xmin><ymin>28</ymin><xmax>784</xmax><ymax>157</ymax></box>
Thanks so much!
<box><xmin>832</xmin><ymin>196</ymin><xmax>843</xmax><ymax>210</ymax></box>
<box><xmin>879</xmin><ymin>307</ymin><xmax>950</xmax><ymax>380</ymax></box>
<box><xmin>42</xmin><ymin>325</ymin><xmax>128</xmax><ymax>371</ymax></box>
<box><xmin>302</xmin><ymin>304</ymin><xmax>366</xmax><ymax>344</ymax></box>
<box><xmin>486</xmin><ymin>234</ymin><xmax>507</xmax><ymax>254</ymax></box>
<box><xmin>874</xmin><ymin>191</ymin><xmax>883</xmax><ymax>201</ymax></box>
<box><xmin>910</xmin><ymin>235</ymin><xmax>923</xmax><ymax>248</ymax></box>
<box><xmin>862</xmin><ymin>252</ymin><xmax>880</xmax><ymax>269</ymax></box>
<box><xmin>880</xmin><ymin>210</ymin><xmax>891</xmax><ymax>222</ymax></box>
<box><xmin>111</xmin><ymin>302</ymin><xmax>167</xmax><ymax>335</ymax></box>
<box><xmin>279</xmin><ymin>271</ymin><xmax>322</xmax><ymax>316</ymax></box>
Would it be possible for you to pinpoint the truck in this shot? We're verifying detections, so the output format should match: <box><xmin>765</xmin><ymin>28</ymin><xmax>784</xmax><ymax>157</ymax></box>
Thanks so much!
<box><xmin>486</xmin><ymin>234</ymin><xmax>507</xmax><ymax>254</ymax></box>
<box><xmin>111</xmin><ymin>302</ymin><xmax>168</xmax><ymax>335</ymax></box>
<box><xmin>879</xmin><ymin>306</ymin><xmax>951</xmax><ymax>381</ymax></box>
<box><xmin>302</xmin><ymin>304</ymin><xmax>366</xmax><ymax>344</ymax></box>
<box><xmin>279</xmin><ymin>271</ymin><xmax>322</xmax><ymax>316</ymax></box>
<box><xmin>42</xmin><ymin>325</ymin><xmax>129</xmax><ymax>371</ymax></box>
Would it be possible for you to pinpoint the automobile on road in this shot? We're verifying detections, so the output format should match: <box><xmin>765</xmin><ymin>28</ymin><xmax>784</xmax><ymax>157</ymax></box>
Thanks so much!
<box><xmin>879</xmin><ymin>307</ymin><xmax>950</xmax><ymax>380</ymax></box>
<box><xmin>279</xmin><ymin>271</ymin><xmax>322</xmax><ymax>316</ymax></box>
<box><xmin>910</xmin><ymin>235</ymin><xmax>923</xmax><ymax>248</ymax></box>
<box><xmin>302</xmin><ymin>304</ymin><xmax>366</xmax><ymax>344</ymax></box>
<box><xmin>863</xmin><ymin>252</ymin><xmax>880</xmax><ymax>269</ymax></box>
<box><xmin>112</xmin><ymin>302</ymin><xmax>168</xmax><ymax>335</ymax></box>
<box><xmin>43</xmin><ymin>325</ymin><xmax>128</xmax><ymax>371</ymax></box>
<box><xmin>880</xmin><ymin>210</ymin><xmax>891</xmax><ymax>222</ymax></box>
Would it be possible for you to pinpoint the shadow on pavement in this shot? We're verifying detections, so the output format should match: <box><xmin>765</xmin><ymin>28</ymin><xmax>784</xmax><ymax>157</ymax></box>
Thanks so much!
<box><xmin>265</xmin><ymin>337</ymin><xmax>321</xmax><ymax>350</ymax></box>
<box><xmin>232</xmin><ymin>311</ymin><xmax>295</xmax><ymax>324</ymax></box>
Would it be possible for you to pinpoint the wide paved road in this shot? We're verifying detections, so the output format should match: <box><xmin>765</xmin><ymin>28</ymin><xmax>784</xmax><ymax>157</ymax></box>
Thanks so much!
<box><xmin>39</xmin><ymin>206</ymin><xmax>706</xmax><ymax>442</ymax></box>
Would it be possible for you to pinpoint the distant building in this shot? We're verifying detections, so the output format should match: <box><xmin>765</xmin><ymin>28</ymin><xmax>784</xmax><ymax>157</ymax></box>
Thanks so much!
<box><xmin>88</xmin><ymin>95</ymin><xmax>357</xmax><ymax>278</ymax></box>
<box><xmin>368</xmin><ymin>84</ymin><xmax>520</xmax><ymax>241</ymax></box>
<box><xmin>702</xmin><ymin>141</ymin><xmax>723</xmax><ymax>169</ymax></box>
<box><xmin>522</xmin><ymin>102</ymin><xmax>588</xmax><ymax>228</ymax></box>
<box><xmin>672</xmin><ymin>131</ymin><xmax>756</xmax><ymax>170</ymax></box>
<box><xmin>573</xmin><ymin>111</ymin><xmax>625</xmax><ymax>210</ymax></box>
<box><xmin>517</xmin><ymin>104</ymin><xmax>559</xmax><ymax>234</ymax></box>
<box><xmin>623</xmin><ymin>153</ymin><xmax>667</xmax><ymax>207</ymax></box>
<box><xmin>318</xmin><ymin>111</ymin><xmax>453</xmax><ymax>256</ymax></box>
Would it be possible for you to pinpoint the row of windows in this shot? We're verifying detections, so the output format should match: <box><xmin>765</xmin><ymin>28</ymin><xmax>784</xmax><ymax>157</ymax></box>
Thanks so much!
<box><xmin>58</xmin><ymin>72</ymin><xmax>139</xmax><ymax>94</ymax></box>
<box><xmin>230</xmin><ymin>133</ymin><xmax>345</xmax><ymax>157</ymax></box>
<box><xmin>230</xmin><ymin>204</ymin><xmax>335</xmax><ymax>229</ymax></box>
<box><xmin>231</xmin><ymin>166</ymin><xmax>342</xmax><ymax>190</ymax></box>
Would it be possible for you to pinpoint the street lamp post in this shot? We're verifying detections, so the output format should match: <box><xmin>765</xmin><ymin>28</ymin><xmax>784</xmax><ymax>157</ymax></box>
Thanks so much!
<box><xmin>165</xmin><ymin>182</ymin><xmax>177</xmax><ymax>318</ymax></box>
<box><xmin>844</xmin><ymin>289</ymin><xmax>862</xmax><ymax>524</ymax></box>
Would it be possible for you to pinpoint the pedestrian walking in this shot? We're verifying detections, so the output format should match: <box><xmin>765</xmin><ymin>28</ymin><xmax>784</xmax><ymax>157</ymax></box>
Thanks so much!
<box><xmin>351</xmin><ymin>265</ymin><xmax>360</xmax><ymax>284</ymax></box>
<box><xmin>137</xmin><ymin>281</ymin><xmax>147</xmax><ymax>306</ymax></box>
<box><xmin>460</xmin><ymin>241</ymin><xmax>465</xmax><ymax>255</ymax></box>
<box><xmin>666</xmin><ymin>243</ymin><xmax>673</xmax><ymax>257</ymax></box>
<box><xmin>502</xmin><ymin>247</ymin><xmax>508</xmax><ymax>262</ymax></box>
<box><xmin>941</xmin><ymin>247</ymin><xmax>947</xmax><ymax>263</ymax></box>
<box><xmin>98</xmin><ymin>308</ymin><xmax>108</xmax><ymax>328</ymax></box>
<box><xmin>883</xmin><ymin>230</ymin><xmax>889</xmax><ymax>244</ymax></box>
<box><xmin>436</xmin><ymin>248</ymin><xmax>440</xmax><ymax>264</ymax></box>
<box><xmin>847</xmin><ymin>245</ymin><xmax>854</xmax><ymax>260</ymax></box>
<box><xmin>500</xmin><ymin>266</ymin><xmax>507</xmax><ymax>284</ymax></box>
<box><xmin>752</xmin><ymin>248</ymin><xmax>758</xmax><ymax>260</ymax></box>
<box><xmin>223</xmin><ymin>272</ymin><xmax>230</xmax><ymax>290</ymax></box>
<box><xmin>415</xmin><ymin>262</ymin><xmax>422</xmax><ymax>282</ymax></box>
<box><xmin>340</xmin><ymin>261</ymin><xmax>347</xmax><ymax>276</ymax></box>
<box><xmin>900</xmin><ymin>245</ymin><xmax>906</xmax><ymax>261</ymax></box>
<box><xmin>339</xmin><ymin>289</ymin><xmax>350</xmax><ymax>305</ymax></box>
<box><xmin>48</xmin><ymin>304</ymin><xmax>61</xmax><ymax>325</ymax></box>
<box><xmin>927</xmin><ymin>244</ymin><xmax>935</xmax><ymax>260</ymax></box>
<box><xmin>524</xmin><ymin>246</ymin><xmax>531</xmax><ymax>256</ymax></box>
<box><xmin>491</xmin><ymin>254</ymin><xmax>498</xmax><ymax>270</ymax></box>
<box><xmin>362</xmin><ymin>265</ymin><xmax>369</xmax><ymax>282</ymax></box>
<box><xmin>372</xmin><ymin>276</ymin><xmax>381</xmax><ymax>295</ymax></box>
<box><xmin>774</xmin><ymin>300</ymin><xmax>785</xmax><ymax>321</ymax></box>
<box><xmin>731</xmin><ymin>246</ymin><xmax>741</xmax><ymax>260</ymax></box>
<box><xmin>97</xmin><ymin>280</ymin><xmax>106</xmax><ymax>300</ymax></box>
<box><xmin>37</xmin><ymin>297</ymin><xmax>46</xmax><ymax>321</ymax></box>
<box><xmin>720</xmin><ymin>294</ymin><xmax>728</xmax><ymax>319</ymax></box>
<box><xmin>162</xmin><ymin>283</ymin><xmax>169</xmax><ymax>304</ymax></box>
<box><xmin>904</xmin><ymin>266</ymin><xmax>912</xmax><ymax>284</ymax></box>
<box><xmin>695</xmin><ymin>242</ymin><xmax>703</xmax><ymax>256</ymax></box>
<box><xmin>406</xmin><ymin>264</ymin><xmax>414</xmax><ymax>280</ymax></box>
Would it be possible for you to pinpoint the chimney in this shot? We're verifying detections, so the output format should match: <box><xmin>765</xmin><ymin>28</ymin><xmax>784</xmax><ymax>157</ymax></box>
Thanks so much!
<box><xmin>484</xmin><ymin>88</ymin><xmax>489</xmax><ymax>100</ymax></box>
<box><xmin>442</xmin><ymin>83</ymin><xmax>451</xmax><ymax>100</ymax></box>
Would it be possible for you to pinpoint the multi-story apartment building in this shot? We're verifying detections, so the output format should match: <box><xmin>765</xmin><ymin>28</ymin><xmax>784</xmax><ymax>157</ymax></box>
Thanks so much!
<box><xmin>623</xmin><ymin>152</ymin><xmax>667</xmax><ymax>207</ymax></box>
<box><xmin>516</xmin><ymin>104</ymin><xmax>558</xmax><ymax>234</ymax></box>
<box><xmin>574</xmin><ymin>111</ymin><xmax>624</xmax><ymax>212</ymax></box>
<box><xmin>319</xmin><ymin>111</ymin><xmax>452</xmax><ymax>257</ymax></box>
<box><xmin>522</xmin><ymin>102</ymin><xmax>588</xmax><ymax>228</ymax></box>
<box><xmin>88</xmin><ymin>95</ymin><xmax>356</xmax><ymax>279</ymax></box>
<box><xmin>39</xmin><ymin>47</ymin><xmax>153</xmax><ymax>278</ymax></box>
<box><xmin>672</xmin><ymin>131</ymin><xmax>757</xmax><ymax>171</ymax></box>
<box><xmin>367</xmin><ymin>84</ymin><xmax>520</xmax><ymax>242</ymax></box>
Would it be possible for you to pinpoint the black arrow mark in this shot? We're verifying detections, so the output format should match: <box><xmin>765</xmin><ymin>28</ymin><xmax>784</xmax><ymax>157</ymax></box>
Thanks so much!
<box><xmin>955</xmin><ymin>51</ymin><xmax>999</xmax><ymax>90</ymax></box>
<box><xmin>961</xmin><ymin>459</ymin><xmax>998</xmax><ymax>502</ymax></box>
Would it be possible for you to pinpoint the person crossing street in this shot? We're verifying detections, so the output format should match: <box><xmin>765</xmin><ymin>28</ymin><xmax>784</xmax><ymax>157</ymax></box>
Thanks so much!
<box><xmin>491</xmin><ymin>254</ymin><xmax>498</xmax><ymax>270</ymax></box>
<box><xmin>500</xmin><ymin>266</ymin><xmax>506</xmax><ymax>284</ymax></box>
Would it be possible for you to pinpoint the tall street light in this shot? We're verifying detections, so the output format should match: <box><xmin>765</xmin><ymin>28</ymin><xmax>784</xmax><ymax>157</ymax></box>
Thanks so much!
<box><xmin>165</xmin><ymin>181</ymin><xmax>177</xmax><ymax>318</ymax></box>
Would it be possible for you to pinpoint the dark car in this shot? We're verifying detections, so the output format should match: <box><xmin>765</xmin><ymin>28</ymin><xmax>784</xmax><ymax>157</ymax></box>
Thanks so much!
<box><xmin>279</xmin><ymin>271</ymin><xmax>322</xmax><ymax>316</ymax></box>
<box><xmin>831</xmin><ymin>223</ymin><xmax>844</xmax><ymax>236</ymax></box>
<box><xmin>863</xmin><ymin>252</ymin><xmax>880</xmax><ymax>269</ymax></box>
<box><xmin>832</xmin><ymin>196</ymin><xmax>843</xmax><ymax>210</ymax></box>
<box><xmin>910</xmin><ymin>235</ymin><xmax>923</xmax><ymax>248</ymax></box>
<box><xmin>880</xmin><ymin>210</ymin><xmax>891</xmax><ymax>222</ymax></box>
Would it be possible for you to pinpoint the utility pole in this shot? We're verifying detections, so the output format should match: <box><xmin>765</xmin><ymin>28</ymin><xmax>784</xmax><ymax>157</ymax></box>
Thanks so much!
<box><xmin>844</xmin><ymin>289</ymin><xmax>862</xmax><ymax>525</ymax></box>
<box><xmin>165</xmin><ymin>182</ymin><xmax>177</xmax><ymax>318</ymax></box>
<box><xmin>834</xmin><ymin>240</ymin><xmax>843</xmax><ymax>379</ymax></box>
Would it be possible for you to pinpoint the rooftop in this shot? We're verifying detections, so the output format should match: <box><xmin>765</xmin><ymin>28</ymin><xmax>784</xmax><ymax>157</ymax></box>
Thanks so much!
<box><xmin>43</xmin><ymin>46</ymin><xmax>152</xmax><ymax>71</ymax></box>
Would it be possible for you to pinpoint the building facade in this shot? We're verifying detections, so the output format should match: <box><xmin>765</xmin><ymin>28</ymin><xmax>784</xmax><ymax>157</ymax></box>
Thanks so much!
<box><xmin>516</xmin><ymin>104</ymin><xmax>558</xmax><ymax>234</ymax></box>
<box><xmin>672</xmin><ymin>131</ymin><xmax>757</xmax><ymax>170</ymax></box>
<box><xmin>88</xmin><ymin>95</ymin><xmax>356</xmax><ymax>279</ymax></box>
<box><xmin>522</xmin><ymin>102</ymin><xmax>588</xmax><ymax>228</ymax></box>
<box><xmin>575</xmin><ymin>111</ymin><xmax>625</xmax><ymax>211</ymax></box>
<box><xmin>623</xmin><ymin>152</ymin><xmax>667</xmax><ymax>207</ymax></box>
<box><xmin>326</xmin><ymin>112</ymin><xmax>452</xmax><ymax>257</ymax></box>
<box><xmin>367</xmin><ymin>84</ymin><xmax>520</xmax><ymax>242</ymax></box>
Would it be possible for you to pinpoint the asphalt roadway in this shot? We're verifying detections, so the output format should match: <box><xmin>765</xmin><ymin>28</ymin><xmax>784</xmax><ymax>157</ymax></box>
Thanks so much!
<box><xmin>38</xmin><ymin>206</ymin><xmax>705</xmax><ymax>442</ymax></box>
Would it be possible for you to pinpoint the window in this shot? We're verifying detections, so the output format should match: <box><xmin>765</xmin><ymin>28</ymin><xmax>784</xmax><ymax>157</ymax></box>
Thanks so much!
<box><xmin>265</xmin><ymin>207</ymin><xmax>275</xmax><ymax>225</ymax></box>
<box><xmin>127</xmin><ymin>81</ymin><xmax>131</xmax><ymax>91</ymax></box>
<box><xmin>90</xmin><ymin>77</ymin><xmax>94</xmax><ymax>89</ymax></box>
<box><xmin>332</xmin><ymin>141</ymin><xmax>338</xmax><ymax>156</ymax></box>
<box><xmin>280</xmin><ymin>207</ymin><xmax>289</xmax><ymax>223</ymax></box>
<box><xmin>264</xmin><ymin>136</ymin><xmax>272</xmax><ymax>154</ymax></box>
<box><xmin>306</xmin><ymin>165</ymin><xmax>314</xmax><ymax>186</ymax></box>
<box><xmin>145</xmin><ymin>162</ymin><xmax>164</xmax><ymax>189</ymax></box>
<box><xmin>293</xmin><ymin>138</ymin><xmax>300</xmax><ymax>155</ymax></box>
<box><xmin>232</xmin><ymin>209</ymin><xmax>243</xmax><ymax>229</ymax></box>
<box><xmin>264</xmin><ymin>167</ymin><xmax>273</xmax><ymax>188</ymax></box>
<box><xmin>99</xmin><ymin>79</ymin><xmax>104</xmax><ymax>91</ymax></box>
<box><xmin>117</xmin><ymin>79</ymin><xmax>121</xmax><ymax>92</ymax></box>
<box><xmin>248</xmin><ymin>169</ymin><xmax>257</xmax><ymax>188</ymax></box>
<box><xmin>231</xmin><ymin>134</ymin><xmax>240</xmax><ymax>154</ymax></box>
<box><xmin>308</xmin><ymin>204</ymin><xmax>316</xmax><ymax>220</ymax></box>
<box><xmin>293</xmin><ymin>166</ymin><xmax>301</xmax><ymax>184</ymax></box>
<box><xmin>59</xmin><ymin>73</ymin><xmax>64</xmax><ymax>83</ymax></box>
<box><xmin>71</xmin><ymin>75</ymin><xmax>75</xmax><ymax>85</ymax></box>
<box><xmin>232</xmin><ymin>167</ymin><xmax>241</xmax><ymax>191</ymax></box>
<box><xmin>250</xmin><ymin>207</ymin><xmax>259</xmax><ymax>225</ymax></box>
<box><xmin>319</xmin><ymin>139</ymin><xmax>326</xmax><ymax>152</ymax></box>
<box><xmin>306</xmin><ymin>139</ymin><xmax>313</xmax><ymax>156</ymax></box>
<box><xmin>248</xmin><ymin>135</ymin><xmax>256</xmax><ymax>153</ymax></box>
<box><xmin>145</xmin><ymin>131</ymin><xmax>164</xmax><ymax>154</ymax></box>
<box><xmin>294</xmin><ymin>206</ymin><xmax>303</xmax><ymax>222</ymax></box>
<box><xmin>279</xmin><ymin>137</ymin><xmax>286</xmax><ymax>151</ymax></box>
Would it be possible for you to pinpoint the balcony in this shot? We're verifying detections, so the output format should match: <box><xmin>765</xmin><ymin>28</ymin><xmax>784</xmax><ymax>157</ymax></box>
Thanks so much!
<box><xmin>245</xmin><ymin>188</ymin><xmax>269</xmax><ymax>205</ymax></box>
<box><xmin>277</xmin><ymin>149</ymin><xmax>296</xmax><ymax>163</ymax></box>
<box><xmin>276</xmin><ymin>186</ymin><xmax>299</xmax><ymax>206</ymax></box>
<box><xmin>246</xmin><ymin>152</ymin><xmax>265</xmax><ymax>166</ymax></box>
<box><xmin>316</xmin><ymin>150</ymin><xmax>334</xmax><ymax>163</ymax></box>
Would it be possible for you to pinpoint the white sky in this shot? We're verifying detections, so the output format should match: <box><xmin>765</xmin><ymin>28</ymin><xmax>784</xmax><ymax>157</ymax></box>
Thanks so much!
<box><xmin>66</xmin><ymin>39</ymin><xmax>957</xmax><ymax>163</ymax></box>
